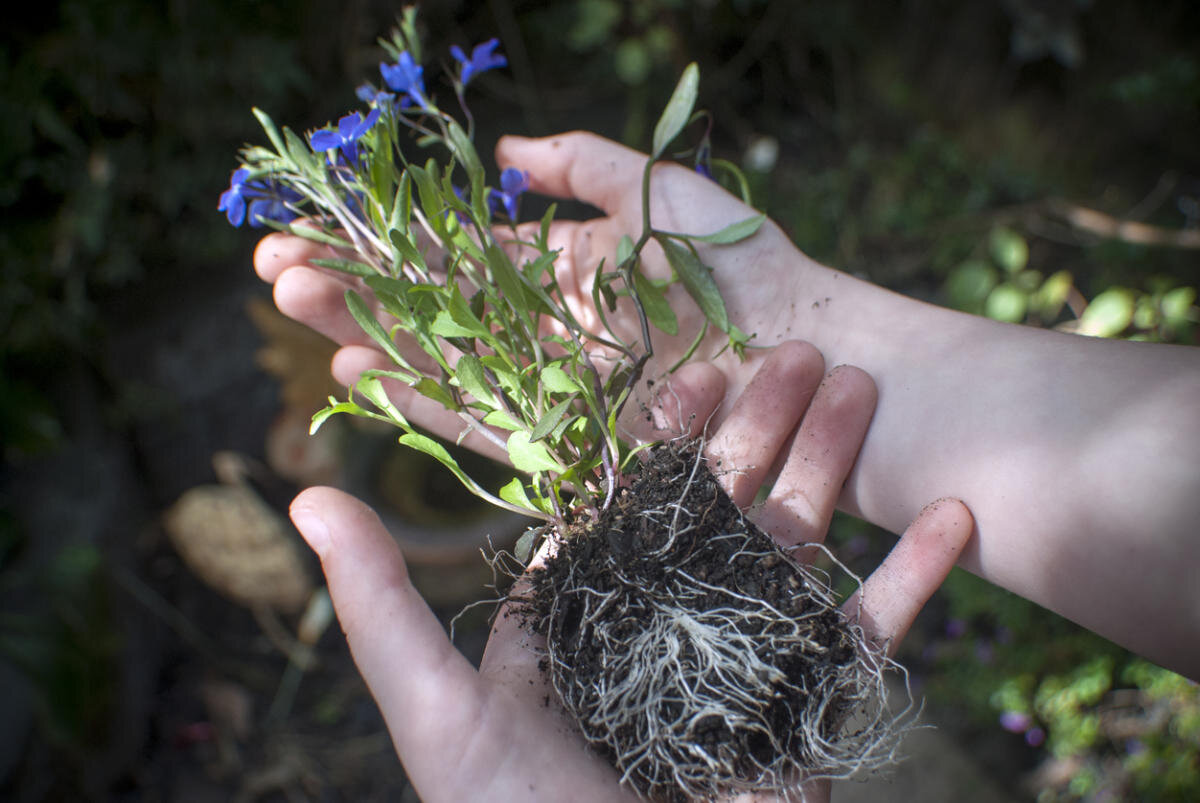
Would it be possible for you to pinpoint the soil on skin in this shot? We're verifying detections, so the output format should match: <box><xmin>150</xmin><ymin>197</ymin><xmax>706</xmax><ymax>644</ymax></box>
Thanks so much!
<box><xmin>522</xmin><ymin>441</ymin><xmax>860</xmax><ymax>801</ymax></box>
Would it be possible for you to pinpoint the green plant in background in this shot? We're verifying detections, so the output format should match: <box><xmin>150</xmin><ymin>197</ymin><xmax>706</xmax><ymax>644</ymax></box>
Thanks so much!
<box><xmin>943</xmin><ymin>225</ymin><xmax>1197</xmax><ymax>342</ymax></box>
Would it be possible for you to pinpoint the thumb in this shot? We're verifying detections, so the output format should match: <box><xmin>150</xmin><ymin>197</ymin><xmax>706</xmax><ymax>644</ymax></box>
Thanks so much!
<box><xmin>288</xmin><ymin>487</ymin><xmax>484</xmax><ymax>783</ymax></box>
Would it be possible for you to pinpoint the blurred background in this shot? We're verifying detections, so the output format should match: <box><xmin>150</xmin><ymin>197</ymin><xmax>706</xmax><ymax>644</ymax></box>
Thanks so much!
<box><xmin>2</xmin><ymin>1</ymin><xmax>1197</xmax><ymax>800</ymax></box>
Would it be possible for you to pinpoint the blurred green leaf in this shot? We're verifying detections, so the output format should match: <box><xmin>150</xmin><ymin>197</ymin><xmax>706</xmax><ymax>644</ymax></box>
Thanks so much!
<box><xmin>986</xmin><ymin>282</ymin><xmax>1028</xmax><ymax>323</ymax></box>
<box><xmin>945</xmin><ymin>260</ymin><xmax>998</xmax><ymax>312</ymax></box>
<box><xmin>989</xmin><ymin>227</ymin><xmax>1029</xmax><ymax>273</ymax></box>
<box><xmin>1079</xmin><ymin>288</ymin><xmax>1135</xmax><ymax>337</ymax></box>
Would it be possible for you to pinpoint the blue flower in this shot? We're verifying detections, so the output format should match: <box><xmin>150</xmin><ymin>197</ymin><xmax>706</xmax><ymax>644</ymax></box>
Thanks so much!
<box><xmin>356</xmin><ymin>82</ymin><xmax>403</xmax><ymax>110</ymax></box>
<box><xmin>218</xmin><ymin>167</ymin><xmax>255</xmax><ymax>226</ymax></box>
<box><xmin>450</xmin><ymin>38</ymin><xmax>507</xmax><ymax>86</ymax></box>
<box><xmin>380</xmin><ymin>52</ymin><xmax>429</xmax><ymax>110</ymax></box>
<box><xmin>310</xmin><ymin>107</ymin><xmax>382</xmax><ymax>164</ymax></box>
<box><xmin>247</xmin><ymin>184</ymin><xmax>303</xmax><ymax>228</ymax></box>
<box><xmin>490</xmin><ymin>167</ymin><xmax>530</xmax><ymax>221</ymax></box>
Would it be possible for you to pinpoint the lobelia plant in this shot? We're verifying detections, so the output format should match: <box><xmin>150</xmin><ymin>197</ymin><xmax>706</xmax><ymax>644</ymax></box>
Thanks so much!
<box><xmin>221</xmin><ymin>12</ymin><xmax>913</xmax><ymax>801</ymax></box>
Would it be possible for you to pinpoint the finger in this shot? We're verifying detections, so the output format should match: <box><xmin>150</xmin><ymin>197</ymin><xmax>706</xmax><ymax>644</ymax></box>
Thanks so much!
<box><xmin>288</xmin><ymin>487</ymin><xmax>487</xmax><ymax>779</ymax></box>
<box><xmin>254</xmin><ymin>231</ymin><xmax>329</xmax><ymax>283</ymax></box>
<box><xmin>844</xmin><ymin>498</ymin><xmax>974</xmax><ymax>655</ymax></box>
<box><xmin>272</xmin><ymin>265</ymin><xmax>379</xmax><ymax>348</ymax></box>
<box><xmin>497</xmin><ymin>132</ymin><xmax>651</xmax><ymax>216</ymax></box>
<box><xmin>753</xmin><ymin>366</ymin><xmax>877</xmax><ymax>548</ymax></box>
<box><xmin>647</xmin><ymin>361</ymin><xmax>726</xmax><ymax>441</ymax></box>
<box><xmin>705</xmin><ymin>341</ymin><xmax>826</xmax><ymax>508</ymax></box>
<box><xmin>331</xmin><ymin>345</ymin><xmax>511</xmax><ymax>463</ymax></box>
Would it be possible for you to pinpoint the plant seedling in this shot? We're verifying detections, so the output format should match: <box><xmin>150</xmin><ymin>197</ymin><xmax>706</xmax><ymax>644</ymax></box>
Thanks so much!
<box><xmin>221</xmin><ymin>13</ymin><xmax>911</xmax><ymax>799</ymax></box>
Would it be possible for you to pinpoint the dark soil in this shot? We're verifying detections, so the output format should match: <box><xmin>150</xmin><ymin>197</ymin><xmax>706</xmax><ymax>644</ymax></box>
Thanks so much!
<box><xmin>520</xmin><ymin>441</ymin><xmax>865</xmax><ymax>802</ymax></box>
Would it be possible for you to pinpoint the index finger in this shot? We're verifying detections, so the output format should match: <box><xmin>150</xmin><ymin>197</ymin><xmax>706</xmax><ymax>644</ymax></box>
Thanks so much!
<box><xmin>496</xmin><ymin>131</ymin><xmax>649</xmax><ymax>215</ymax></box>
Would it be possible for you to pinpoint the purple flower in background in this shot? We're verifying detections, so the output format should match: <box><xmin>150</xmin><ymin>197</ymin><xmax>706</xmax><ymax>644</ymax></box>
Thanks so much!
<box><xmin>695</xmin><ymin>138</ymin><xmax>714</xmax><ymax>180</ymax></box>
<box><xmin>310</xmin><ymin>108</ymin><xmax>382</xmax><ymax>164</ymax></box>
<box><xmin>999</xmin><ymin>711</ymin><xmax>1031</xmax><ymax>733</ymax></box>
<box><xmin>490</xmin><ymin>167</ymin><xmax>530</xmax><ymax>220</ymax></box>
<box><xmin>450</xmin><ymin>38</ymin><xmax>507</xmax><ymax>86</ymax></box>
<box><xmin>380</xmin><ymin>52</ymin><xmax>429</xmax><ymax>109</ymax></box>
<box><xmin>1024</xmin><ymin>727</ymin><xmax>1046</xmax><ymax>747</ymax></box>
<box><xmin>218</xmin><ymin>167</ymin><xmax>256</xmax><ymax>226</ymax></box>
<box><xmin>944</xmin><ymin>618</ymin><xmax>968</xmax><ymax>639</ymax></box>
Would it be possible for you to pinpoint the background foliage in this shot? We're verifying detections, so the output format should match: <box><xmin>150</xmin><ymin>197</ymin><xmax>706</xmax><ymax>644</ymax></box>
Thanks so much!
<box><xmin>2</xmin><ymin>0</ymin><xmax>1197</xmax><ymax>798</ymax></box>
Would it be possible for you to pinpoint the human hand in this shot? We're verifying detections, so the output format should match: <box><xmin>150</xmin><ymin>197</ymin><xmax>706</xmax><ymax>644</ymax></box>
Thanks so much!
<box><xmin>253</xmin><ymin>131</ymin><xmax>822</xmax><ymax>453</ymax></box>
<box><xmin>288</xmin><ymin>341</ymin><xmax>974</xmax><ymax>803</ymax></box>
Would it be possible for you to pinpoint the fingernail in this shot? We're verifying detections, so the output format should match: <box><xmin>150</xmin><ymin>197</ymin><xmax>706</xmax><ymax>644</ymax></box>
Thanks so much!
<box><xmin>290</xmin><ymin>505</ymin><xmax>331</xmax><ymax>557</ymax></box>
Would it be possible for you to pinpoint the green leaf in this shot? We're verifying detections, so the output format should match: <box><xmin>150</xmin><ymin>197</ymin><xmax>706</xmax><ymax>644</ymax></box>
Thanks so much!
<box><xmin>455</xmin><ymin>354</ymin><xmax>495</xmax><ymax>405</ymax></box>
<box><xmin>506</xmin><ymin>431</ymin><xmax>563</xmax><ymax>474</ymax></box>
<box><xmin>500</xmin><ymin>479</ymin><xmax>543</xmax><ymax>519</ymax></box>
<box><xmin>541</xmin><ymin>364</ymin><xmax>581</xmax><ymax>394</ymax></box>
<box><xmin>397</xmin><ymin>433</ymin><xmax>477</xmax><ymax>493</ymax></box>
<box><xmin>659</xmin><ymin>236</ymin><xmax>728</xmax><ymax>333</ymax></box>
<box><xmin>487</xmin><ymin>244</ymin><xmax>529</xmax><ymax>311</ymax></box>
<box><xmin>430</xmin><ymin>311</ymin><xmax>478</xmax><ymax>339</ymax></box>
<box><xmin>513</xmin><ymin>526</ymin><xmax>541</xmax><ymax>563</ymax></box>
<box><xmin>989</xmin><ymin>227</ymin><xmax>1029</xmax><ymax>274</ymax></box>
<box><xmin>652</xmin><ymin>62</ymin><xmax>699</xmax><ymax>158</ymax></box>
<box><xmin>1079</xmin><ymin>288</ymin><xmax>1135</xmax><ymax>338</ymax></box>
<box><xmin>616</xmin><ymin>234</ymin><xmax>635</xmax><ymax>268</ymax></box>
<box><xmin>1030</xmin><ymin>270</ymin><xmax>1073</xmax><ymax>320</ymax></box>
<box><xmin>345</xmin><ymin>289</ymin><xmax>411</xmax><ymax>368</ymax></box>
<box><xmin>252</xmin><ymin>108</ymin><xmax>288</xmax><ymax>157</ymax></box>
<box><xmin>985</xmin><ymin>283</ymin><xmax>1027</xmax><ymax>323</ymax></box>
<box><xmin>483</xmin><ymin>409</ymin><xmax>524</xmax><ymax>431</ymax></box>
<box><xmin>682</xmin><ymin>213</ymin><xmax>766</xmax><ymax>245</ymax></box>
<box><xmin>388</xmin><ymin>228</ymin><xmax>428</xmax><ymax>274</ymax></box>
<box><xmin>410</xmin><ymin>377</ymin><xmax>458</xmax><ymax>411</ymax></box>
<box><xmin>1161</xmin><ymin>286</ymin><xmax>1196</xmax><ymax>327</ymax></box>
<box><xmin>310</xmin><ymin>258</ymin><xmax>376</xmax><ymax>277</ymax></box>
<box><xmin>310</xmin><ymin>398</ymin><xmax>381</xmax><ymax>433</ymax></box>
<box><xmin>282</xmin><ymin>222</ymin><xmax>353</xmax><ymax>250</ymax></box>
<box><xmin>632</xmin><ymin>267</ymin><xmax>678</xmax><ymax>336</ymax></box>
<box><xmin>529</xmin><ymin>397</ymin><xmax>576</xmax><ymax>442</ymax></box>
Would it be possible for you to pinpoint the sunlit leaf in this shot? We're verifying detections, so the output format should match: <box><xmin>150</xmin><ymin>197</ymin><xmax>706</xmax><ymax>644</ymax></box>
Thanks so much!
<box><xmin>507</xmin><ymin>431</ymin><xmax>562</xmax><ymax>473</ymax></box>
<box><xmin>652</xmin><ymin>62</ymin><xmax>699</xmax><ymax>158</ymax></box>
<box><xmin>456</xmin><ymin>354</ymin><xmax>495</xmax><ymax>405</ymax></box>
<box><xmin>541</xmin><ymin>364</ymin><xmax>580</xmax><ymax>394</ymax></box>
<box><xmin>632</xmin><ymin>267</ymin><xmax>678</xmax><ymax>336</ymax></box>
<box><xmin>1079</xmin><ymin>288</ymin><xmax>1135</xmax><ymax>338</ymax></box>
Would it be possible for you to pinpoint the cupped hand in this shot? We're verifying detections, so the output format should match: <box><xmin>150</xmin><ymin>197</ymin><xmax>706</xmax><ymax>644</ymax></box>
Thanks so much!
<box><xmin>289</xmin><ymin>341</ymin><xmax>974</xmax><ymax>803</ymax></box>
<box><xmin>253</xmin><ymin>131</ymin><xmax>823</xmax><ymax>451</ymax></box>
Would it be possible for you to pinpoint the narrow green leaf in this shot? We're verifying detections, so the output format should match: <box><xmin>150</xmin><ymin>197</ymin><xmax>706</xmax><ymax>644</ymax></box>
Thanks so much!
<box><xmin>487</xmin><ymin>244</ymin><xmax>528</xmax><ymax>311</ymax></box>
<box><xmin>506</xmin><ymin>431</ymin><xmax>563</xmax><ymax>474</ymax></box>
<box><xmin>684</xmin><ymin>213</ymin><xmax>767</xmax><ymax>245</ymax></box>
<box><xmin>388</xmin><ymin>228</ymin><xmax>428</xmax><ymax>274</ymax></box>
<box><xmin>345</xmin><ymin>289</ymin><xmax>411</xmax><ymax>367</ymax></box>
<box><xmin>410</xmin><ymin>377</ymin><xmax>458</xmax><ymax>411</ymax></box>
<box><xmin>448</xmin><ymin>287</ymin><xmax>492</xmax><ymax>339</ymax></box>
<box><xmin>455</xmin><ymin>354</ymin><xmax>495</xmax><ymax>405</ymax></box>
<box><xmin>283</xmin><ymin>222</ymin><xmax>353</xmax><ymax>250</ymax></box>
<box><xmin>310</xmin><ymin>258</ymin><xmax>376</xmax><ymax>277</ymax></box>
<box><xmin>652</xmin><ymin>62</ymin><xmax>699</xmax><ymax>158</ymax></box>
<box><xmin>355</xmin><ymin>376</ymin><xmax>409</xmax><ymax>427</ymax></box>
<box><xmin>500</xmin><ymin>479</ymin><xmax>542</xmax><ymax>518</ymax></box>
<box><xmin>659</xmin><ymin>236</ymin><xmax>728</xmax><ymax>333</ymax></box>
<box><xmin>397</xmin><ymin>433</ymin><xmax>477</xmax><ymax>492</ymax></box>
<box><xmin>537</xmin><ymin>203</ymin><xmax>558</xmax><ymax>251</ymax></box>
<box><xmin>252</xmin><ymin>108</ymin><xmax>288</xmax><ymax>157</ymax></box>
<box><xmin>310</xmin><ymin>399</ymin><xmax>382</xmax><ymax>433</ymax></box>
<box><xmin>529</xmin><ymin>397</ymin><xmax>575</xmax><ymax>442</ymax></box>
<box><xmin>616</xmin><ymin>234</ymin><xmax>635</xmax><ymax>268</ymax></box>
<box><xmin>632</xmin><ymin>267</ymin><xmax>678</xmax><ymax>336</ymax></box>
<box><xmin>541</xmin><ymin>364</ymin><xmax>581</xmax><ymax>394</ymax></box>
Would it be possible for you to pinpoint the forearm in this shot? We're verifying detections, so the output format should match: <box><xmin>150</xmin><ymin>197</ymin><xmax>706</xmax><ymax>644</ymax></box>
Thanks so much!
<box><xmin>718</xmin><ymin>239</ymin><xmax>1200</xmax><ymax>676</ymax></box>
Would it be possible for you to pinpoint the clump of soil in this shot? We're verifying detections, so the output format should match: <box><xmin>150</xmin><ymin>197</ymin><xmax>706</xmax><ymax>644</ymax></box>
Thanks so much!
<box><xmin>518</xmin><ymin>442</ymin><xmax>909</xmax><ymax>801</ymax></box>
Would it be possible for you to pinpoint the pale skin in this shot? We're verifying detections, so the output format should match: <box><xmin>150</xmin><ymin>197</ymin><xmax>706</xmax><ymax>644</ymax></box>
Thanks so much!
<box><xmin>256</xmin><ymin>131</ymin><xmax>1200</xmax><ymax>679</ymax></box>
<box><xmin>290</xmin><ymin>343</ymin><xmax>974</xmax><ymax>802</ymax></box>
